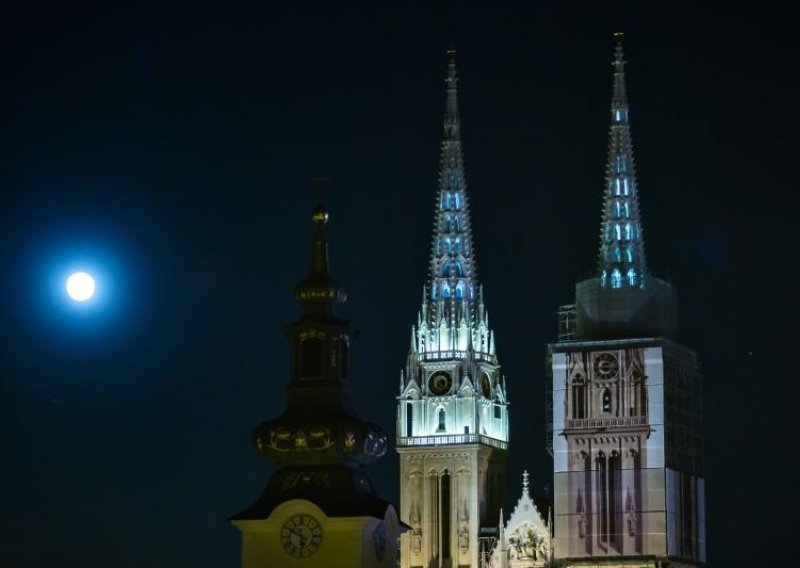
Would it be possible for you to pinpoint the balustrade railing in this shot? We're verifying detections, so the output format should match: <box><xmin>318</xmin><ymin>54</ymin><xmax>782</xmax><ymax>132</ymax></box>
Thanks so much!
<box><xmin>397</xmin><ymin>434</ymin><xmax>507</xmax><ymax>450</ymax></box>
<box><xmin>565</xmin><ymin>415</ymin><xmax>649</xmax><ymax>429</ymax></box>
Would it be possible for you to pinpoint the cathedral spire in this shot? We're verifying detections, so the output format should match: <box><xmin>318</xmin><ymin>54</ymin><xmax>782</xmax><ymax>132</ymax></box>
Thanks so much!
<box><xmin>426</xmin><ymin>49</ymin><xmax>478</xmax><ymax>313</ymax></box>
<box><xmin>597</xmin><ymin>34</ymin><xmax>648</xmax><ymax>289</ymax></box>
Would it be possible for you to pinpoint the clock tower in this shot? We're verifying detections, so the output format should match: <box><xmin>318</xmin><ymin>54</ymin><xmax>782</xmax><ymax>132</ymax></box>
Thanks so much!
<box><xmin>546</xmin><ymin>36</ymin><xmax>706</xmax><ymax>567</ymax></box>
<box><xmin>396</xmin><ymin>51</ymin><xmax>509</xmax><ymax>568</ymax></box>
<box><xmin>231</xmin><ymin>190</ymin><xmax>402</xmax><ymax>567</ymax></box>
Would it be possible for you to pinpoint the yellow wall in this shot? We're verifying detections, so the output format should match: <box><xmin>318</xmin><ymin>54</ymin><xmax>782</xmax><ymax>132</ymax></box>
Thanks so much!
<box><xmin>232</xmin><ymin>499</ymin><xmax>401</xmax><ymax>568</ymax></box>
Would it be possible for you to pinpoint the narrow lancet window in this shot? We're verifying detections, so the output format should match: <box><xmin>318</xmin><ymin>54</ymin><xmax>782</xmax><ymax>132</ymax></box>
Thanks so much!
<box><xmin>602</xmin><ymin>389</ymin><xmax>612</xmax><ymax>413</ymax></box>
<box><xmin>437</xmin><ymin>408</ymin><xmax>446</xmax><ymax>432</ymax></box>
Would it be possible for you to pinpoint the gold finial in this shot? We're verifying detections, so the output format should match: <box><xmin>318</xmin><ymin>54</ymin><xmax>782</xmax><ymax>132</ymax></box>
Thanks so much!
<box><xmin>310</xmin><ymin>170</ymin><xmax>330</xmax><ymax>225</ymax></box>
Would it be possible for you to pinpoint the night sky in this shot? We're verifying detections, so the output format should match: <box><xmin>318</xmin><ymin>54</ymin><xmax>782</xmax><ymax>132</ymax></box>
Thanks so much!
<box><xmin>1</xmin><ymin>2</ymin><xmax>796</xmax><ymax>566</ymax></box>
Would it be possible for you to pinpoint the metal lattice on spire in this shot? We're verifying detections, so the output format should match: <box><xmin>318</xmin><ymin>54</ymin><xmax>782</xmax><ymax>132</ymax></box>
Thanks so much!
<box><xmin>426</xmin><ymin>50</ymin><xmax>479</xmax><ymax>318</ymax></box>
<box><xmin>597</xmin><ymin>34</ymin><xmax>648</xmax><ymax>290</ymax></box>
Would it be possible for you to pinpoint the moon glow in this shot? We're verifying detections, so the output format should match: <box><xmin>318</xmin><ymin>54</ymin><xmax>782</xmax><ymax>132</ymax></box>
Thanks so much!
<box><xmin>66</xmin><ymin>272</ymin><xmax>96</xmax><ymax>301</ymax></box>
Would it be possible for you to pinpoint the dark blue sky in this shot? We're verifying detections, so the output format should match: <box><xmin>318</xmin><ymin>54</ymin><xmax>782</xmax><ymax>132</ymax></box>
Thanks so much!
<box><xmin>1</xmin><ymin>2</ymin><xmax>796</xmax><ymax>566</ymax></box>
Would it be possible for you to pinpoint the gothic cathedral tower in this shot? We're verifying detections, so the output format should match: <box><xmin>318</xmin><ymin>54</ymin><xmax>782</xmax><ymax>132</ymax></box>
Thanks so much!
<box><xmin>547</xmin><ymin>37</ymin><xmax>706</xmax><ymax>567</ymax></box>
<box><xmin>397</xmin><ymin>52</ymin><xmax>509</xmax><ymax>568</ymax></box>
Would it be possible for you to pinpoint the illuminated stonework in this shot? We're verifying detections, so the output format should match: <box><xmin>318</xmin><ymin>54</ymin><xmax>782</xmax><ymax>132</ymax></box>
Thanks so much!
<box><xmin>546</xmin><ymin>36</ymin><xmax>706</xmax><ymax>568</ymax></box>
<box><xmin>597</xmin><ymin>40</ymin><xmax>647</xmax><ymax>290</ymax></box>
<box><xmin>396</xmin><ymin>52</ymin><xmax>508</xmax><ymax>568</ymax></box>
<box><xmin>488</xmin><ymin>471</ymin><xmax>552</xmax><ymax>568</ymax></box>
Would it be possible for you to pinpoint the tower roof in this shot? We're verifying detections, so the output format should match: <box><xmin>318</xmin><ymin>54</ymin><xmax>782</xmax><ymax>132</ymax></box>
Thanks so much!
<box><xmin>426</xmin><ymin>50</ymin><xmax>479</xmax><ymax>311</ymax></box>
<box><xmin>597</xmin><ymin>34</ymin><xmax>648</xmax><ymax>290</ymax></box>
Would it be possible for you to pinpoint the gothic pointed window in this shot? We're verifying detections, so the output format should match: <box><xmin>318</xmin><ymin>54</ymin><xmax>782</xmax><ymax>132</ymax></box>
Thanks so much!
<box><xmin>615</xmin><ymin>224</ymin><xmax>622</xmax><ymax>241</ymax></box>
<box><xmin>624</xmin><ymin>202</ymin><xmax>630</xmax><ymax>218</ymax></box>
<box><xmin>602</xmin><ymin>389</ymin><xmax>612</xmax><ymax>413</ymax></box>
<box><xmin>615</xmin><ymin>178</ymin><xmax>621</xmax><ymax>196</ymax></box>
<box><xmin>626</xmin><ymin>247</ymin><xmax>634</xmax><ymax>263</ymax></box>
<box><xmin>441</xmin><ymin>261</ymin><xmax>451</xmax><ymax>277</ymax></box>
<box><xmin>625</xmin><ymin>223</ymin><xmax>633</xmax><ymax>240</ymax></box>
<box><xmin>437</xmin><ymin>408</ymin><xmax>446</xmax><ymax>432</ymax></box>
<box><xmin>627</xmin><ymin>268</ymin><xmax>637</xmax><ymax>286</ymax></box>
<box><xmin>455</xmin><ymin>281</ymin><xmax>465</xmax><ymax>299</ymax></box>
<box><xmin>442</xmin><ymin>283</ymin><xmax>451</xmax><ymax>299</ymax></box>
<box><xmin>444</xmin><ymin>237</ymin><xmax>451</xmax><ymax>255</ymax></box>
<box><xmin>601</xmin><ymin>270</ymin><xmax>608</xmax><ymax>287</ymax></box>
<box><xmin>406</xmin><ymin>402</ymin><xmax>413</xmax><ymax>437</ymax></box>
<box><xmin>614</xmin><ymin>247</ymin><xmax>621</xmax><ymax>263</ymax></box>
<box><xmin>454</xmin><ymin>193</ymin><xmax>461</xmax><ymax>209</ymax></box>
<box><xmin>454</xmin><ymin>237</ymin><xmax>461</xmax><ymax>254</ymax></box>
<box><xmin>571</xmin><ymin>375</ymin><xmax>586</xmax><ymax>419</ymax></box>
<box><xmin>615</xmin><ymin>201</ymin><xmax>622</xmax><ymax>218</ymax></box>
<box><xmin>611</xmin><ymin>268</ymin><xmax>622</xmax><ymax>289</ymax></box>
<box><xmin>454</xmin><ymin>261</ymin><xmax>464</xmax><ymax>277</ymax></box>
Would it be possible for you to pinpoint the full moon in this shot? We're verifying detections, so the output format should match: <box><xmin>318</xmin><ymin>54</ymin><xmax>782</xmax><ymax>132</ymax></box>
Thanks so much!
<box><xmin>66</xmin><ymin>272</ymin><xmax>96</xmax><ymax>301</ymax></box>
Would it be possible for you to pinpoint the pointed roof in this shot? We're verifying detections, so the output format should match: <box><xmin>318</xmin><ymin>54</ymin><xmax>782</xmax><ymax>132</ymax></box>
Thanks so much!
<box><xmin>427</xmin><ymin>50</ymin><xmax>478</xmax><ymax>304</ymax></box>
<box><xmin>597</xmin><ymin>34</ymin><xmax>648</xmax><ymax>289</ymax></box>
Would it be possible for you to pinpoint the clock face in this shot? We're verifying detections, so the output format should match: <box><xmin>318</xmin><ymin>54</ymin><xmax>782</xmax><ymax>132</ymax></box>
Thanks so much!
<box><xmin>428</xmin><ymin>371</ymin><xmax>452</xmax><ymax>395</ymax></box>
<box><xmin>593</xmin><ymin>353</ymin><xmax>619</xmax><ymax>379</ymax></box>
<box><xmin>280</xmin><ymin>514</ymin><xmax>323</xmax><ymax>558</ymax></box>
<box><xmin>372</xmin><ymin>522</ymin><xmax>387</xmax><ymax>560</ymax></box>
<box><xmin>481</xmin><ymin>373</ymin><xmax>491</xmax><ymax>398</ymax></box>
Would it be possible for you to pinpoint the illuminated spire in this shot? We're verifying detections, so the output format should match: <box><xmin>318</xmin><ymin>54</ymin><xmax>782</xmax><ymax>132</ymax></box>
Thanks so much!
<box><xmin>426</xmin><ymin>49</ymin><xmax>479</xmax><ymax>319</ymax></box>
<box><xmin>597</xmin><ymin>34</ymin><xmax>648</xmax><ymax>289</ymax></box>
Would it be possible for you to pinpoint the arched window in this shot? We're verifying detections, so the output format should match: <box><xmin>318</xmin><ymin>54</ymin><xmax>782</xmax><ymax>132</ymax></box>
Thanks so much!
<box><xmin>615</xmin><ymin>179</ymin><xmax>621</xmax><ymax>196</ymax></box>
<box><xmin>625</xmin><ymin>223</ymin><xmax>633</xmax><ymax>240</ymax></box>
<box><xmin>615</xmin><ymin>224</ymin><xmax>622</xmax><ymax>241</ymax></box>
<box><xmin>615</xmin><ymin>201</ymin><xmax>622</xmax><ymax>218</ymax></box>
<box><xmin>454</xmin><ymin>237</ymin><xmax>461</xmax><ymax>254</ymax></box>
<box><xmin>571</xmin><ymin>375</ymin><xmax>586</xmax><ymax>419</ymax></box>
<box><xmin>624</xmin><ymin>202</ymin><xmax>630</xmax><ymax>218</ymax></box>
<box><xmin>627</xmin><ymin>268</ymin><xmax>637</xmax><ymax>286</ymax></box>
<box><xmin>443</xmin><ymin>237</ymin><xmax>451</xmax><ymax>255</ymax></box>
<box><xmin>611</xmin><ymin>268</ymin><xmax>622</xmax><ymax>289</ymax></box>
<box><xmin>441</xmin><ymin>261</ymin><xmax>451</xmax><ymax>277</ymax></box>
<box><xmin>626</xmin><ymin>247</ymin><xmax>634</xmax><ymax>263</ymax></box>
<box><xmin>614</xmin><ymin>247</ymin><xmax>621</xmax><ymax>263</ymax></box>
<box><xmin>623</xmin><ymin>178</ymin><xmax>629</xmax><ymax>195</ymax></box>
<box><xmin>442</xmin><ymin>283</ymin><xmax>451</xmax><ymax>299</ymax></box>
<box><xmin>602</xmin><ymin>389</ymin><xmax>612</xmax><ymax>413</ymax></box>
<box><xmin>437</xmin><ymin>408</ymin><xmax>446</xmax><ymax>432</ymax></box>
<box><xmin>600</xmin><ymin>270</ymin><xmax>608</xmax><ymax>287</ymax></box>
<box><xmin>454</xmin><ymin>193</ymin><xmax>461</xmax><ymax>209</ymax></box>
<box><xmin>455</xmin><ymin>281</ymin><xmax>465</xmax><ymax>299</ymax></box>
<box><xmin>406</xmin><ymin>402</ymin><xmax>413</xmax><ymax>437</ymax></box>
<box><xmin>300</xmin><ymin>337</ymin><xmax>324</xmax><ymax>378</ymax></box>
<box><xmin>454</xmin><ymin>261</ymin><xmax>464</xmax><ymax>277</ymax></box>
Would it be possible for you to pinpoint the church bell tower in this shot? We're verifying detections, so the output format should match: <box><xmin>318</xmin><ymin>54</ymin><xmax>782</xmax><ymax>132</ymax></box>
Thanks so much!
<box><xmin>397</xmin><ymin>51</ymin><xmax>509</xmax><ymax>568</ymax></box>
<box><xmin>231</xmin><ymin>188</ymin><xmax>401</xmax><ymax>568</ymax></box>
